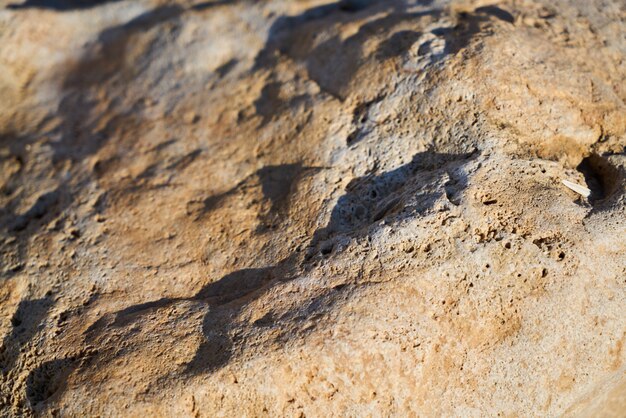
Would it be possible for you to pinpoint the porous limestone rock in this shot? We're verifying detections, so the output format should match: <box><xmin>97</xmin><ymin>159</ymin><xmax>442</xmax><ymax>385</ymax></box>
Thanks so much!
<box><xmin>0</xmin><ymin>0</ymin><xmax>624</xmax><ymax>416</ymax></box>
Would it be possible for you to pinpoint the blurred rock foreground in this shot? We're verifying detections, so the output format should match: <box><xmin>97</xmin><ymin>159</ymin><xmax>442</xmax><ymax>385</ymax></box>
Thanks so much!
<box><xmin>0</xmin><ymin>0</ymin><xmax>624</xmax><ymax>416</ymax></box>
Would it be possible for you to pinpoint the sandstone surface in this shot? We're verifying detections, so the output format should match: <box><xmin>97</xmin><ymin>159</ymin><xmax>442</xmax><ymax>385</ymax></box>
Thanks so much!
<box><xmin>0</xmin><ymin>0</ymin><xmax>625</xmax><ymax>416</ymax></box>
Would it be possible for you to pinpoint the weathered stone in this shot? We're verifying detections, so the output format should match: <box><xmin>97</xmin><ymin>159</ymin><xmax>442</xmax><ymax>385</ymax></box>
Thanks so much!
<box><xmin>0</xmin><ymin>0</ymin><xmax>624</xmax><ymax>416</ymax></box>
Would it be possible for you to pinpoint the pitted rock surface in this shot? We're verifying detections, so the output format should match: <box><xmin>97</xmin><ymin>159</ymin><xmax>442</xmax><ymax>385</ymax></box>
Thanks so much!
<box><xmin>0</xmin><ymin>0</ymin><xmax>624</xmax><ymax>416</ymax></box>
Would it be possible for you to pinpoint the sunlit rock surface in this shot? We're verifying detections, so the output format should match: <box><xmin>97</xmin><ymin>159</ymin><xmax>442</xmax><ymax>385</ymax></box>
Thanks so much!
<box><xmin>0</xmin><ymin>0</ymin><xmax>624</xmax><ymax>415</ymax></box>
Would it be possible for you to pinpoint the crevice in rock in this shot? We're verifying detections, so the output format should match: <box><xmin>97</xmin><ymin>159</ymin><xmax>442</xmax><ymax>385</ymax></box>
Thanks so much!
<box><xmin>576</xmin><ymin>153</ymin><xmax>621</xmax><ymax>203</ymax></box>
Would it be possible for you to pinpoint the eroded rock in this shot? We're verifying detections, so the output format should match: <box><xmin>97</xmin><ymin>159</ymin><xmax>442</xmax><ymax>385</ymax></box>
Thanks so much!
<box><xmin>0</xmin><ymin>0</ymin><xmax>624</xmax><ymax>416</ymax></box>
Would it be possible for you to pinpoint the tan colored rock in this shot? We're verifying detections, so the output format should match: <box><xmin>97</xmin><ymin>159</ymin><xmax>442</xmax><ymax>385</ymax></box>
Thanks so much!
<box><xmin>0</xmin><ymin>0</ymin><xmax>624</xmax><ymax>416</ymax></box>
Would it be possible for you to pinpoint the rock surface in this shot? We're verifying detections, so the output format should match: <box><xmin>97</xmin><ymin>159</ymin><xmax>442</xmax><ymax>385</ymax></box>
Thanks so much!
<box><xmin>0</xmin><ymin>0</ymin><xmax>625</xmax><ymax>416</ymax></box>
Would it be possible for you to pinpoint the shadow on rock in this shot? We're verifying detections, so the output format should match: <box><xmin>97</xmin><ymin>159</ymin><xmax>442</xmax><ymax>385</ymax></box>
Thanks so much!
<box><xmin>0</xmin><ymin>299</ymin><xmax>53</xmax><ymax>374</ymax></box>
<box><xmin>308</xmin><ymin>150</ymin><xmax>475</xmax><ymax>255</ymax></box>
<box><xmin>0</xmin><ymin>5</ymin><xmax>187</xmax><ymax>278</ymax></box>
<box><xmin>79</xmin><ymin>150</ymin><xmax>475</xmax><ymax>381</ymax></box>
<box><xmin>250</xmin><ymin>0</ymin><xmax>503</xmax><ymax>125</ymax></box>
<box><xmin>54</xmin><ymin>4</ymin><xmax>185</xmax><ymax>162</ymax></box>
<box><xmin>254</xmin><ymin>0</ymin><xmax>442</xmax><ymax>101</ymax></box>
<box><xmin>6</xmin><ymin>0</ymin><xmax>122</xmax><ymax>11</ymax></box>
<box><xmin>0</xmin><ymin>297</ymin><xmax>58</xmax><ymax>410</ymax></box>
<box><xmin>189</xmin><ymin>163</ymin><xmax>323</xmax><ymax>228</ymax></box>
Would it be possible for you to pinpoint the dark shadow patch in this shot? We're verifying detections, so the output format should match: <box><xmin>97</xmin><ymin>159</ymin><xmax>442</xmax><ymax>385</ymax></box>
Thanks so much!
<box><xmin>0</xmin><ymin>298</ymin><xmax>57</xmax><ymax>411</ymax></box>
<box><xmin>185</xmin><ymin>266</ymin><xmax>275</xmax><ymax>372</ymax></box>
<box><xmin>91</xmin><ymin>258</ymin><xmax>350</xmax><ymax>375</ymax></box>
<box><xmin>249</xmin><ymin>1</ymin><xmax>489</xmax><ymax>130</ymax></box>
<box><xmin>254</xmin><ymin>82</ymin><xmax>283</xmax><ymax>126</ymax></box>
<box><xmin>136</xmin><ymin>163</ymin><xmax>160</xmax><ymax>181</ymax></box>
<box><xmin>110</xmin><ymin>297</ymin><xmax>175</xmax><ymax>328</ymax></box>
<box><xmin>191</xmin><ymin>0</ymin><xmax>237</xmax><ymax>11</ymax></box>
<box><xmin>186</xmin><ymin>316</ymin><xmax>233</xmax><ymax>372</ymax></box>
<box><xmin>376</xmin><ymin>30</ymin><xmax>422</xmax><ymax>61</ymax></box>
<box><xmin>149</xmin><ymin>138</ymin><xmax>177</xmax><ymax>153</ymax></box>
<box><xmin>308</xmin><ymin>150</ymin><xmax>475</xmax><ymax>253</ymax></box>
<box><xmin>346</xmin><ymin>95</ymin><xmax>384</xmax><ymax>145</ymax></box>
<box><xmin>82</xmin><ymin>266</ymin><xmax>278</xmax><ymax>373</ymax></box>
<box><xmin>54</xmin><ymin>5</ymin><xmax>184</xmax><ymax>163</ymax></box>
<box><xmin>443</xmin><ymin>12</ymin><xmax>491</xmax><ymax>56</ymax></box>
<box><xmin>253</xmin><ymin>82</ymin><xmax>310</xmax><ymax>127</ymax></box>
<box><xmin>255</xmin><ymin>163</ymin><xmax>323</xmax><ymax>231</ymax></box>
<box><xmin>166</xmin><ymin>149</ymin><xmax>202</xmax><ymax>171</ymax></box>
<box><xmin>7</xmin><ymin>0</ymin><xmax>122</xmax><ymax>11</ymax></box>
<box><xmin>215</xmin><ymin>58</ymin><xmax>238</xmax><ymax>78</ymax></box>
<box><xmin>201</xmin><ymin>188</ymin><xmax>238</xmax><ymax>213</ymax></box>
<box><xmin>0</xmin><ymin>299</ymin><xmax>53</xmax><ymax>374</ymax></box>
<box><xmin>338</xmin><ymin>0</ymin><xmax>380</xmax><ymax>13</ymax></box>
<box><xmin>9</xmin><ymin>189</ymin><xmax>60</xmax><ymax>232</ymax></box>
<box><xmin>62</xmin><ymin>5</ymin><xmax>184</xmax><ymax>91</ymax></box>
<box><xmin>577</xmin><ymin>153</ymin><xmax>623</xmax><ymax>204</ymax></box>
<box><xmin>346</xmin><ymin>130</ymin><xmax>360</xmax><ymax>145</ymax></box>
<box><xmin>257</xmin><ymin>164</ymin><xmax>320</xmax><ymax>215</ymax></box>
<box><xmin>189</xmin><ymin>163</ymin><xmax>322</xmax><ymax>223</ymax></box>
<box><xmin>26</xmin><ymin>357</ymin><xmax>80</xmax><ymax>407</ymax></box>
<box><xmin>475</xmin><ymin>5</ymin><xmax>515</xmax><ymax>24</ymax></box>
<box><xmin>184</xmin><ymin>262</ymin><xmax>355</xmax><ymax>374</ymax></box>
<box><xmin>193</xmin><ymin>267</ymin><xmax>275</xmax><ymax>303</ymax></box>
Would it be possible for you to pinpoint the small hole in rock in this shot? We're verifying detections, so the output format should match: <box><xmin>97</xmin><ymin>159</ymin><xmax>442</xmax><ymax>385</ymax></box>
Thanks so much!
<box><xmin>346</xmin><ymin>130</ymin><xmax>359</xmax><ymax>145</ymax></box>
<box><xmin>576</xmin><ymin>153</ymin><xmax>621</xmax><ymax>202</ymax></box>
<box><xmin>320</xmin><ymin>242</ymin><xmax>334</xmax><ymax>256</ymax></box>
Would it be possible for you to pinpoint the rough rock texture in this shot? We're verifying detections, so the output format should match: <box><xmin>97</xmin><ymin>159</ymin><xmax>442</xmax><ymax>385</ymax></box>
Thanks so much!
<box><xmin>0</xmin><ymin>0</ymin><xmax>625</xmax><ymax>416</ymax></box>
